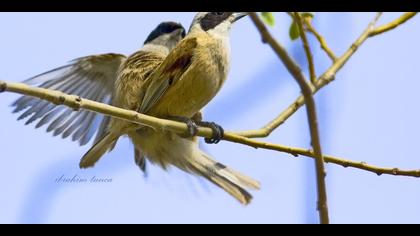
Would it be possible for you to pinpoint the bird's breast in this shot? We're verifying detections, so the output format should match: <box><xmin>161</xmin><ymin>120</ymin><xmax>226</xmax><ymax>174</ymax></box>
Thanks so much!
<box><xmin>156</xmin><ymin>43</ymin><xmax>229</xmax><ymax>118</ymax></box>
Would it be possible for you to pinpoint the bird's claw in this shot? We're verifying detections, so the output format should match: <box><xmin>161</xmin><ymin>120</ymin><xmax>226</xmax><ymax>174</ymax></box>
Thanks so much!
<box><xmin>198</xmin><ymin>121</ymin><xmax>224</xmax><ymax>144</ymax></box>
<box><xmin>168</xmin><ymin>116</ymin><xmax>199</xmax><ymax>138</ymax></box>
<box><xmin>167</xmin><ymin>116</ymin><xmax>224</xmax><ymax>143</ymax></box>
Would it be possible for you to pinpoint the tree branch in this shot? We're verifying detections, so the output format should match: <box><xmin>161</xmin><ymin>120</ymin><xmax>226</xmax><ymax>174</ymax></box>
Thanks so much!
<box><xmin>236</xmin><ymin>13</ymin><xmax>397</xmax><ymax>139</ymax></box>
<box><xmin>294</xmin><ymin>13</ymin><xmax>317</xmax><ymax>83</ymax></box>
<box><xmin>249</xmin><ymin>12</ymin><xmax>329</xmax><ymax>224</ymax></box>
<box><xmin>0</xmin><ymin>80</ymin><xmax>215</xmax><ymax>138</ymax></box>
<box><xmin>292</xmin><ymin>12</ymin><xmax>328</xmax><ymax>223</ymax></box>
<box><xmin>1</xmin><ymin>80</ymin><xmax>419</xmax><ymax>179</ymax></box>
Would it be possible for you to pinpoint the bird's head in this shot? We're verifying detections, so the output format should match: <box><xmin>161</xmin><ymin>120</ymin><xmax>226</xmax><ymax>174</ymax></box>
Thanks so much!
<box><xmin>189</xmin><ymin>12</ymin><xmax>248</xmax><ymax>36</ymax></box>
<box><xmin>143</xmin><ymin>21</ymin><xmax>186</xmax><ymax>51</ymax></box>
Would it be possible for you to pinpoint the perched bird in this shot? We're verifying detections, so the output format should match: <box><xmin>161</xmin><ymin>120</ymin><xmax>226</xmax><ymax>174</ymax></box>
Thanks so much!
<box><xmin>11</xmin><ymin>21</ymin><xmax>186</xmax><ymax>173</ymax></box>
<box><xmin>81</xmin><ymin>12</ymin><xmax>260</xmax><ymax>205</ymax></box>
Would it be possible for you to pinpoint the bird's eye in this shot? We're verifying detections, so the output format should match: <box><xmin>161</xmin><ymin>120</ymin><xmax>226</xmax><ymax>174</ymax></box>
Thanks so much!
<box><xmin>213</xmin><ymin>12</ymin><xmax>224</xmax><ymax>16</ymax></box>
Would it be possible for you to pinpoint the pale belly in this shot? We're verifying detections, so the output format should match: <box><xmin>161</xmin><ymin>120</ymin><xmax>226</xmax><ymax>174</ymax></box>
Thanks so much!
<box><xmin>129</xmin><ymin>129</ymin><xmax>199</xmax><ymax>171</ymax></box>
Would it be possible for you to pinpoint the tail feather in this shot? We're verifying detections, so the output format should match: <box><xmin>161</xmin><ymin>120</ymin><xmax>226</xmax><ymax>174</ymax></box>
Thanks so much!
<box><xmin>189</xmin><ymin>152</ymin><xmax>260</xmax><ymax>205</ymax></box>
<box><xmin>215</xmin><ymin>162</ymin><xmax>261</xmax><ymax>190</ymax></box>
<box><xmin>134</xmin><ymin>147</ymin><xmax>147</xmax><ymax>173</ymax></box>
<box><xmin>79</xmin><ymin>132</ymin><xmax>119</xmax><ymax>168</ymax></box>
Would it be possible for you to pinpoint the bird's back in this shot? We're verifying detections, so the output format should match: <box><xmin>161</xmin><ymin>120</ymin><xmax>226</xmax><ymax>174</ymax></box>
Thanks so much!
<box><xmin>114</xmin><ymin>50</ymin><xmax>167</xmax><ymax>111</ymax></box>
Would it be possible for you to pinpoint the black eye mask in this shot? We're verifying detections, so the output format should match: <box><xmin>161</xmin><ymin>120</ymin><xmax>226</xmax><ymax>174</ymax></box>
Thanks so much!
<box><xmin>200</xmin><ymin>12</ymin><xmax>233</xmax><ymax>31</ymax></box>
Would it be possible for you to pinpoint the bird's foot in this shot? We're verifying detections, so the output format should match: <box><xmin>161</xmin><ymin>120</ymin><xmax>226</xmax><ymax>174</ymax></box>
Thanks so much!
<box><xmin>197</xmin><ymin>121</ymin><xmax>224</xmax><ymax>144</ymax></box>
<box><xmin>167</xmin><ymin>116</ymin><xmax>199</xmax><ymax>138</ymax></box>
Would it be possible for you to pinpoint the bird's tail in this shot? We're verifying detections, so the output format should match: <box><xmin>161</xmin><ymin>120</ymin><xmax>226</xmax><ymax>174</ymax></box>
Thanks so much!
<box><xmin>188</xmin><ymin>151</ymin><xmax>260</xmax><ymax>205</ymax></box>
<box><xmin>79</xmin><ymin>132</ymin><xmax>119</xmax><ymax>168</ymax></box>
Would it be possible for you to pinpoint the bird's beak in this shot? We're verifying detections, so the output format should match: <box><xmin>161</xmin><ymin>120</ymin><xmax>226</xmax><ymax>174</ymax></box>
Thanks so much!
<box><xmin>231</xmin><ymin>12</ymin><xmax>248</xmax><ymax>23</ymax></box>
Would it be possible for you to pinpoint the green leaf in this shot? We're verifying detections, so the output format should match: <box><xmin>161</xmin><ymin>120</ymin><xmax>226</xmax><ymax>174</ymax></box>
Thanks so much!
<box><xmin>288</xmin><ymin>12</ymin><xmax>315</xmax><ymax>41</ymax></box>
<box><xmin>289</xmin><ymin>22</ymin><xmax>300</xmax><ymax>41</ymax></box>
<box><xmin>261</xmin><ymin>12</ymin><xmax>275</xmax><ymax>26</ymax></box>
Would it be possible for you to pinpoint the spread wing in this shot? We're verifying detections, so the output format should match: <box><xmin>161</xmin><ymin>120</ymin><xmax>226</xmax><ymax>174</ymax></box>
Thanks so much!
<box><xmin>12</xmin><ymin>53</ymin><xmax>126</xmax><ymax>146</ymax></box>
<box><xmin>139</xmin><ymin>38</ymin><xmax>197</xmax><ymax>113</ymax></box>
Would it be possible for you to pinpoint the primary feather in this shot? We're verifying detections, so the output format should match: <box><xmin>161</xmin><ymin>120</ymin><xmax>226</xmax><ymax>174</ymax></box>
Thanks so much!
<box><xmin>12</xmin><ymin>53</ymin><xmax>126</xmax><ymax>145</ymax></box>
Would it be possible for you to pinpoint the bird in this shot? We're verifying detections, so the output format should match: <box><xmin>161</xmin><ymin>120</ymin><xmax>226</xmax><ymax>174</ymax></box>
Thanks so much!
<box><xmin>11</xmin><ymin>21</ymin><xmax>186</xmax><ymax>174</ymax></box>
<box><xmin>80</xmin><ymin>12</ymin><xmax>261</xmax><ymax>205</ymax></box>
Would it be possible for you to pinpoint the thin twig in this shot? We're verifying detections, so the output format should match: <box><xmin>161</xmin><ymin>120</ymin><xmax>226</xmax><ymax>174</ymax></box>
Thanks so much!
<box><xmin>280</xmin><ymin>146</ymin><xmax>420</xmax><ymax>178</ymax></box>
<box><xmin>237</xmin><ymin>12</ymin><xmax>401</xmax><ymax>139</ymax></box>
<box><xmin>287</xmin><ymin>12</ymin><xmax>337</xmax><ymax>62</ymax></box>
<box><xmin>369</xmin><ymin>12</ymin><xmax>417</xmax><ymax>37</ymax></box>
<box><xmin>294</xmin><ymin>13</ymin><xmax>317</xmax><ymax>83</ymax></box>
<box><xmin>303</xmin><ymin>18</ymin><xmax>338</xmax><ymax>62</ymax></box>
<box><xmin>249</xmin><ymin>12</ymin><xmax>329</xmax><ymax>224</ymax></box>
<box><xmin>224</xmin><ymin>132</ymin><xmax>420</xmax><ymax>178</ymax></box>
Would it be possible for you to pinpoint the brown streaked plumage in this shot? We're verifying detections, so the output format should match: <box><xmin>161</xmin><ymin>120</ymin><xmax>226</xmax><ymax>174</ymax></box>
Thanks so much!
<box><xmin>79</xmin><ymin>22</ymin><xmax>186</xmax><ymax>168</ymax></box>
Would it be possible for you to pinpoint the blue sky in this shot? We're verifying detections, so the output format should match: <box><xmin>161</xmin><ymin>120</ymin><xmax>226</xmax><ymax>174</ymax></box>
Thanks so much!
<box><xmin>0</xmin><ymin>12</ymin><xmax>420</xmax><ymax>223</ymax></box>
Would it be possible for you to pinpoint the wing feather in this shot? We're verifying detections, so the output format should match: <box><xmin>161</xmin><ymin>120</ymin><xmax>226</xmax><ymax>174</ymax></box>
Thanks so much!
<box><xmin>139</xmin><ymin>38</ymin><xmax>197</xmax><ymax>113</ymax></box>
<box><xmin>11</xmin><ymin>53</ymin><xmax>126</xmax><ymax>146</ymax></box>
